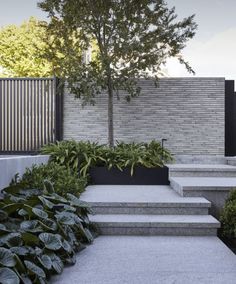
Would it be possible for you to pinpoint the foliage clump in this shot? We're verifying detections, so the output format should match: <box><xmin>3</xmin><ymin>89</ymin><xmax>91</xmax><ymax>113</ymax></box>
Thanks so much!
<box><xmin>41</xmin><ymin>140</ymin><xmax>173</xmax><ymax>177</ymax></box>
<box><xmin>0</xmin><ymin>181</ymin><xmax>93</xmax><ymax>284</ymax></box>
<box><xmin>10</xmin><ymin>162</ymin><xmax>87</xmax><ymax>197</ymax></box>
<box><xmin>220</xmin><ymin>190</ymin><xmax>236</xmax><ymax>238</ymax></box>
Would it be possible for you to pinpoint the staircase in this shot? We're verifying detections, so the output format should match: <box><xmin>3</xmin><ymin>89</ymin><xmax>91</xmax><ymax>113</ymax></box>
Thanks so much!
<box><xmin>81</xmin><ymin>185</ymin><xmax>220</xmax><ymax>236</ymax></box>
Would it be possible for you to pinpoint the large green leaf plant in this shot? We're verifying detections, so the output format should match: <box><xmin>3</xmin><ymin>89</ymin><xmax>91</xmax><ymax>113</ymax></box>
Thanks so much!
<box><xmin>0</xmin><ymin>181</ymin><xmax>93</xmax><ymax>283</ymax></box>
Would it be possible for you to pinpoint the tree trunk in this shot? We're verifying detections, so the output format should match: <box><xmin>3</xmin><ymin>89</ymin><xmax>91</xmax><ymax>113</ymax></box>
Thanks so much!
<box><xmin>107</xmin><ymin>75</ymin><xmax>114</xmax><ymax>147</ymax></box>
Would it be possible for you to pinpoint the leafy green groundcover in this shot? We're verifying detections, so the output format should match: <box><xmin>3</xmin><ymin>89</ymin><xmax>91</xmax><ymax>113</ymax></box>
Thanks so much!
<box><xmin>0</xmin><ymin>181</ymin><xmax>93</xmax><ymax>284</ymax></box>
<box><xmin>42</xmin><ymin>140</ymin><xmax>173</xmax><ymax>177</ymax></box>
<box><xmin>220</xmin><ymin>190</ymin><xmax>236</xmax><ymax>238</ymax></box>
<box><xmin>10</xmin><ymin>162</ymin><xmax>88</xmax><ymax>198</ymax></box>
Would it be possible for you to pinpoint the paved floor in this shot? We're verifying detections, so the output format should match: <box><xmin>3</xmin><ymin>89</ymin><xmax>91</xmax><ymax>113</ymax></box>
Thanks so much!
<box><xmin>52</xmin><ymin>236</ymin><xmax>236</xmax><ymax>284</ymax></box>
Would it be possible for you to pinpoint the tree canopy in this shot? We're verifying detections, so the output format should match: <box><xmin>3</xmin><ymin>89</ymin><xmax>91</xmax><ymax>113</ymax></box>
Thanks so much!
<box><xmin>0</xmin><ymin>17</ymin><xmax>52</xmax><ymax>77</ymax></box>
<box><xmin>38</xmin><ymin>0</ymin><xmax>198</xmax><ymax>146</ymax></box>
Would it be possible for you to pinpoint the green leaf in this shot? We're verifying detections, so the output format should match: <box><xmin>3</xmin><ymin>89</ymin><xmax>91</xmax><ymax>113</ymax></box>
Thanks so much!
<box><xmin>47</xmin><ymin>253</ymin><xmax>63</xmax><ymax>274</ymax></box>
<box><xmin>43</xmin><ymin>180</ymin><xmax>55</xmax><ymax>194</ymax></box>
<box><xmin>10</xmin><ymin>246</ymin><xmax>30</xmax><ymax>256</ymax></box>
<box><xmin>22</xmin><ymin>232</ymin><xmax>39</xmax><ymax>246</ymax></box>
<box><xmin>66</xmin><ymin>194</ymin><xmax>89</xmax><ymax>208</ymax></box>
<box><xmin>20</xmin><ymin>220</ymin><xmax>43</xmax><ymax>233</ymax></box>
<box><xmin>55</xmin><ymin>212</ymin><xmax>77</xmax><ymax>225</ymax></box>
<box><xmin>0</xmin><ymin>210</ymin><xmax>8</xmax><ymax>221</ymax></box>
<box><xmin>0</xmin><ymin>248</ymin><xmax>16</xmax><ymax>267</ymax></box>
<box><xmin>38</xmin><ymin>255</ymin><xmax>52</xmax><ymax>270</ymax></box>
<box><xmin>62</xmin><ymin>240</ymin><xmax>72</xmax><ymax>253</ymax></box>
<box><xmin>38</xmin><ymin>196</ymin><xmax>54</xmax><ymax>209</ymax></box>
<box><xmin>24</xmin><ymin>260</ymin><xmax>46</xmax><ymax>278</ymax></box>
<box><xmin>32</xmin><ymin>208</ymin><xmax>48</xmax><ymax>219</ymax></box>
<box><xmin>39</xmin><ymin>233</ymin><xmax>62</xmax><ymax>250</ymax></box>
<box><xmin>0</xmin><ymin>268</ymin><xmax>19</xmax><ymax>284</ymax></box>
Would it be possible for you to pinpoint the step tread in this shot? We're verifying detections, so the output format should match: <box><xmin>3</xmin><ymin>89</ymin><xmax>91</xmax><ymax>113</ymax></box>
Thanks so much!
<box><xmin>90</xmin><ymin>214</ymin><xmax>220</xmax><ymax>228</ymax></box>
<box><xmin>82</xmin><ymin>185</ymin><xmax>210</xmax><ymax>206</ymax></box>
<box><xmin>170</xmin><ymin>177</ymin><xmax>236</xmax><ymax>188</ymax></box>
<box><xmin>168</xmin><ymin>164</ymin><xmax>236</xmax><ymax>172</ymax></box>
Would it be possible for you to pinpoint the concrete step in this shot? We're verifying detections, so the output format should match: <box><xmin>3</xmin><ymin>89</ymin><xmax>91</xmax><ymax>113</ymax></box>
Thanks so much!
<box><xmin>227</xmin><ymin>157</ymin><xmax>236</xmax><ymax>166</ymax></box>
<box><xmin>90</xmin><ymin>214</ymin><xmax>220</xmax><ymax>236</ymax></box>
<box><xmin>81</xmin><ymin>185</ymin><xmax>211</xmax><ymax>215</ymax></box>
<box><xmin>170</xmin><ymin>177</ymin><xmax>236</xmax><ymax>197</ymax></box>
<box><xmin>168</xmin><ymin>164</ymin><xmax>236</xmax><ymax>177</ymax></box>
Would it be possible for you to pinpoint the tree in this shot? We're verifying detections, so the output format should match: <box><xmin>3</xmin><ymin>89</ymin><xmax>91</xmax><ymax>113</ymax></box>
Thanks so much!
<box><xmin>0</xmin><ymin>17</ymin><xmax>87</xmax><ymax>78</ymax></box>
<box><xmin>38</xmin><ymin>0</ymin><xmax>197</xmax><ymax>147</ymax></box>
<box><xmin>0</xmin><ymin>17</ymin><xmax>52</xmax><ymax>77</ymax></box>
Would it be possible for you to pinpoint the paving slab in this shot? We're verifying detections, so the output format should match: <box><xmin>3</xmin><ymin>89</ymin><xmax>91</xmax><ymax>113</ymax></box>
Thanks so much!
<box><xmin>82</xmin><ymin>185</ymin><xmax>210</xmax><ymax>205</ymax></box>
<box><xmin>52</xmin><ymin>236</ymin><xmax>236</xmax><ymax>284</ymax></box>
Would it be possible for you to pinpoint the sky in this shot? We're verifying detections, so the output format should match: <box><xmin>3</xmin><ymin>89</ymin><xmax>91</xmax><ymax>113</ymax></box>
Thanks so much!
<box><xmin>0</xmin><ymin>0</ymin><xmax>236</xmax><ymax>84</ymax></box>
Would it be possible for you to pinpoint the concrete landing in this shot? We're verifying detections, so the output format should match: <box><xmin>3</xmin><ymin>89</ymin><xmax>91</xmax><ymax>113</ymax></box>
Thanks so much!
<box><xmin>52</xmin><ymin>236</ymin><xmax>236</xmax><ymax>284</ymax></box>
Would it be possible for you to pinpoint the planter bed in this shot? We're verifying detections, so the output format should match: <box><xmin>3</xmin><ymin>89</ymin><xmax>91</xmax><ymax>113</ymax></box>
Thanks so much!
<box><xmin>89</xmin><ymin>166</ymin><xmax>169</xmax><ymax>185</ymax></box>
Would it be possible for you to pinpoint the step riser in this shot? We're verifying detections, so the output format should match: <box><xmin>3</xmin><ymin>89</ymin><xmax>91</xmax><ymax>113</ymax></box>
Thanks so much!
<box><xmin>227</xmin><ymin>160</ymin><xmax>236</xmax><ymax>166</ymax></box>
<box><xmin>92</xmin><ymin>207</ymin><xmax>209</xmax><ymax>215</ymax></box>
<box><xmin>169</xmin><ymin>171</ymin><xmax>236</xmax><ymax>177</ymax></box>
<box><xmin>95</xmin><ymin>226</ymin><xmax>218</xmax><ymax>236</ymax></box>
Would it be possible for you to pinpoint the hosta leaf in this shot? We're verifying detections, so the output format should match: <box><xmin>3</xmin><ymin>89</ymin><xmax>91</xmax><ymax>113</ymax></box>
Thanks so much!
<box><xmin>38</xmin><ymin>219</ymin><xmax>57</xmax><ymax>231</ymax></box>
<box><xmin>38</xmin><ymin>196</ymin><xmax>54</xmax><ymax>209</ymax></box>
<box><xmin>0</xmin><ymin>268</ymin><xmax>20</xmax><ymax>284</ymax></box>
<box><xmin>1</xmin><ymin>233</ymin><xmax>23</xmax><ymax>247</ymax></box>
<box><xmin>32</xmin><ymin>208</ymin><xmax>48</xmax><ymax>219</ymax></box>
<box><xmin>24</xmin><ymin>260</ymin><xmax>46</xmax><ymax>278</ymax></box>
<box><xmin>66</xmin><ymin>194</ymin><xmax>89</xmax><ymax>208</ymax></box>
<box><xmin>47</xmin><ymin>253</ymin><xmax>64</xmax><ymax>274</ymax></box>
<box><xmin>55</xmin><ymin>212</ymin><xmax>77</xmax><ymax>225</ymax></box>
<box><xmin>39</xmin><ymin>233</ymin><xmax>62</xmax><ymax>250</ymax></box>
<box><xmin>10</xmin><ymin>246</ymin><xmax>30</xmax><ymax>256</ymax></box>
<box><xmin>0</xmin><ymin>248</ymin><xmax>16</xmax><ymax>267</ymax></box>
<box><xmin>38</xmin><ymin>255</ymin><xmax>52</xmax><ymax>270</ymax></box>
<box><xmin>20</xmin><ymin>220</ymin><xmax>43</xmax><ymax>233</ymax></box>
<box><xmin>62</xmin><ymin>240</ymin><xmax>72</xmax><ymax>253</ymax></box>
<box><xmin>18</xmin><ymin>209</ymin><xmax>28</xmax><ymax>216</ymax></box>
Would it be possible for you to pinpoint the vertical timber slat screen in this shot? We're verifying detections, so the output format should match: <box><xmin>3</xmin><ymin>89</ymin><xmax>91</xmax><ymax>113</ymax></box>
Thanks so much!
<box><xmin>0</xmin><ymin>78</ymin><xmax>62</xmax><ymax>154</ymax></box>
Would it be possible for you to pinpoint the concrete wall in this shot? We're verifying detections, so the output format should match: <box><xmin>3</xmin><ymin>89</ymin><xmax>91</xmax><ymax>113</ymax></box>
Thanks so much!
<box><xmin>63</xmin><ymin>78</ymin><xmax>225</xmax><ymax>156</ymax></box>
<box><xmin>0</xmin><ymin>155</ymin><xmax>49</xmax><ymax>190</ymax></box>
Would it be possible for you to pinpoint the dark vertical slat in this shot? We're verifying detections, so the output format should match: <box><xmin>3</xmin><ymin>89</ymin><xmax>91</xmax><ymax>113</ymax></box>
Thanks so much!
<box><xmin>23</xmin><ymin>79</ymin><xmax>27</xmax><ymax>151</ymax></box>
<box><xmin>47</xmin><ymin>80</ymin><xmax>50</xmax><ymax>143</ymax></box>
<box><xmin>27</xmin><ymin>80</ymin><xmax>30</xmax><ymax>151</ymax></box>
<box><xmin>37</xmin><ymin>79</ymin><xmax>40</xmax><ymax>150</ymax></box>
<box><xmin>0</xmin><ymin>79</ymin><xmax>2</xmax><ymax>151</ymax></box>
<box><xmin>43</xmin><ymin>81</ymin><xmax>47</xmax><ymax>144</ymax></box>
<box><xmin>12</xmin><ymin>80</ymin><xmax>15</xmax><ymax>151</ymax></box>
<box><xmin>34</xmin><ymin>79</ymin><xmax>37</xmax><ymax>151</ymax></box>
<box><xmin>3</xmin><ymin>80</ymin><xmax>5</xmax><ymax>151</ymax></box>
<box><xmin>51</xmin><ymin>78</ymin><xmax>55</xmax><ymax>142</ymax></box>
<box><xmin>6</xmin><ymin>80</ymin><xmax>9</xmax><ymax>151</ymax></box>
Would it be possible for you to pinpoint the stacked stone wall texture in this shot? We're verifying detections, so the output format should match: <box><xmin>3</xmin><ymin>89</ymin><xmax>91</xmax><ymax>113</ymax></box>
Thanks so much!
<box><xmin>63</xmin><ymin>78</ymin><xmax>225</xmax><ymax>155</ymax></box>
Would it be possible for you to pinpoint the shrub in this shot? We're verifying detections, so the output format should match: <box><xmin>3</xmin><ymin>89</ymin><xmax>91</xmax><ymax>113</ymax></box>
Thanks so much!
<box><xmin>0</xmin><ymin>181</ymin><xmax>93</xmax><ymax>284</ymax></box>
<box><xmin>10</xmin><ymin>162</ymin><xmax>87</xmax><ymax>197</ymax></box>
<box><xmin>220</xmin><ymin>190</ymin><xmax>236</xmax><ymax>238</ymax></box>
<box><xmin>42</xmin><ymin>140</ymin><xmax>173</xmax><ymax>176</ymax></box>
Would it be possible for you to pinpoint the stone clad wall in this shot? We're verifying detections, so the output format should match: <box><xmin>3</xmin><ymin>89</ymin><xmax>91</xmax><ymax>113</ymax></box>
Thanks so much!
<box><xmin>63</xmin><ymin>78</ymin><xmax>225</xmax><ymax>156</ymax></box>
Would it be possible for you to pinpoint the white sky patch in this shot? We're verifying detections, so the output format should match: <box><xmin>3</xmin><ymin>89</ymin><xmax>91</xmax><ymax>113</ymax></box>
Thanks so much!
<box><xmin>164</xmin><ymin>28</ymin><xmax>236</xmax><ymax>88</ymax></box>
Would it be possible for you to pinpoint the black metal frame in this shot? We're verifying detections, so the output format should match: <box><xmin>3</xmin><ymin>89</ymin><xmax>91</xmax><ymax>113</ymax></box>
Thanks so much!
<box><xmin>225</xmin><ymin>80</ymin><xmax>236</xmax><ymax>156</ymax></box>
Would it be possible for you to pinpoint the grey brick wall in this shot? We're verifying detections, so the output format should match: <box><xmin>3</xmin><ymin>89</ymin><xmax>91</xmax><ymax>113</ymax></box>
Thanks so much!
<box><xmin>63</xmin><ymin>78</ymin><xmax>225</xmax><ymax>156</ymax></box>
